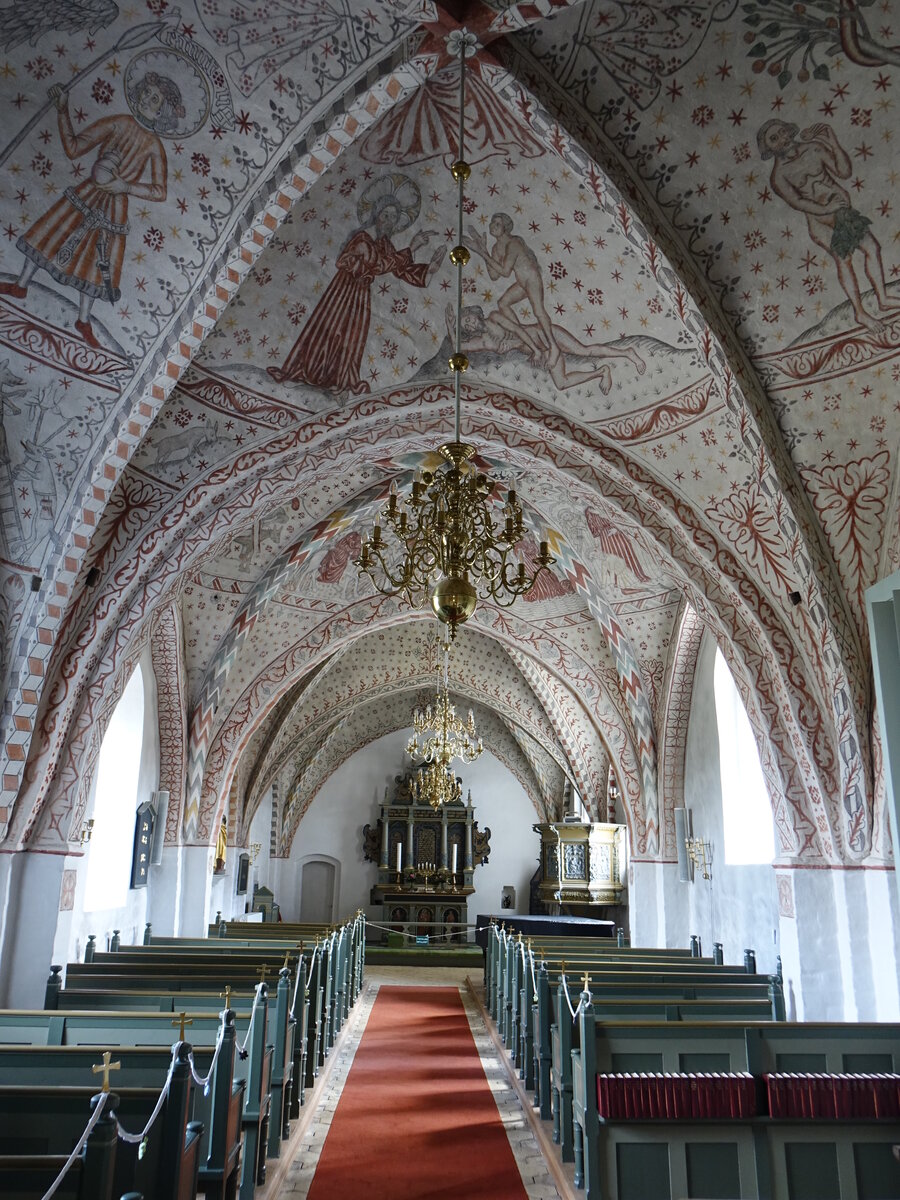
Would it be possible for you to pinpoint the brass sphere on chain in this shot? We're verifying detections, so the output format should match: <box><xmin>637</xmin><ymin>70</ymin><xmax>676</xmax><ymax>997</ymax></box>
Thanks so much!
<box><xmin>431</xmin><ymin>575</ymin><xmax>477</xmax><ymax>633</ymax></box>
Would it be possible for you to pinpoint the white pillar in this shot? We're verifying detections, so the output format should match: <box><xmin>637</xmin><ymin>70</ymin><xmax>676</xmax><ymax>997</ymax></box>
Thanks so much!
<box><xmin>178</xmin><ymin>844</ymin><xmax>215</xmax><ymax>936</ymax></box>
<box><xmin>149</xmin><ymin>844</ymin><xmax>184</xmax><ymax>935</ymax></box>
<box><xmin>0</xmin><ymin>850</ymin><xmax>69</xmax><ymax>1008</ymax></box>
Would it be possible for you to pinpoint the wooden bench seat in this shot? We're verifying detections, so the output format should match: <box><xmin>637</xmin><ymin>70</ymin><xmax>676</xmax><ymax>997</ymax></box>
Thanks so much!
<box><xmin>0</xmin><ymin>1030</ymin><xmax>244</xmax><ymax>1200</ymax></box>
<box><xmin>570</xmin><ymin>1002</ymin><xmax>900</xmax><ymax>1200</ymax></box>
<box><xmin>49</xmin><ymin>963</ymin><xmax>297</xmax><ymax>1161</ymax></box>
<box><xmin>0</xmin><ymin>1066</ymin><xmax>201</xmax><ymax>1200</ymax></box>
<box><xmin>0</xmin><ymin>1003</ymin><xmax>270</xmax><ymax>1200</ymax></box>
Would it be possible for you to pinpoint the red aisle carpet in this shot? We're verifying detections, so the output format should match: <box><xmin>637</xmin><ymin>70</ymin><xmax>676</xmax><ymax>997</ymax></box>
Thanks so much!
<box><xmin>306</xmin><ymin>986</ymin><xmax>530</xmax><ymax>1199</ymax></box>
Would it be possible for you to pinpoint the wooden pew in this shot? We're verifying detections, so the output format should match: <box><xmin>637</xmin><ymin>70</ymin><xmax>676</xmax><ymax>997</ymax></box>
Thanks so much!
<box><xmin>0</xmin><ymin>1090</ymin><xmax>119</xmax><ymax>1200</ymax></box>
<box><xmin>0</xmin><ymin>1022</ymin><xmax>243</xmax><ymax>1200</ymax></box>
<box><xmin>65</xmin><ymin>938</ymin><xmax>336</xmax><ymax>1105</ymax></box>
<box><xmin>52</xmin><ymin>959</ymin><xmax>295</xmax><ymax>1160</ymax></box>
<box><xmin>1</xmin><ymin>1003</ymin><xmax>269</xmax><ymax>1200</ymax></box>
<box><xmin>0</xmin><ymin>1044</ymin><xmax>202</xmax><ymax>1200</ymax></box>
<box><xmin>570</xmin><ymin>999</ymin><xmax>900</xmax><ymax>1200</ymax></box>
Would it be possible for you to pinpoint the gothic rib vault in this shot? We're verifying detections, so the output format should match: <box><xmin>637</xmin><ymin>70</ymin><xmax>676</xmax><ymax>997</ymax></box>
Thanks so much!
<box><xmin>0</xmin><ymin>0</ymin><xmax>897</xmax><ymax>884</ymax></box>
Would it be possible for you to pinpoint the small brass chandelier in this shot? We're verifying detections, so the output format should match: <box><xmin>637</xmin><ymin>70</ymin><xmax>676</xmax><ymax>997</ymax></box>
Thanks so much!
<box><xmin>409</xmin><ymin>757</ymin><xmax>462</xmax><ymax>810</ymax></box>
<box><xmin>356</xmin><ymin>28</ymin><xmax>555</xmax><ymax>640</ymax></box>
<box><xmin>407</xmin><ymin>647</ymin><xmax>483</xmax><ymax>766</ymax></box>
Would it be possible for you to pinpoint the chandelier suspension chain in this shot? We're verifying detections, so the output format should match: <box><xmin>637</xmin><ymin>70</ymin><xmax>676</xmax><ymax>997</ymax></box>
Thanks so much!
<box><xmin>453</xmin><ymin>34</ymin><xmax>466</xmax><ymax>446</ymax></box>
<box><xmin>355</xmin><ymin>26</ymin><xmax>556</xmax><ymax>640</ymax></box>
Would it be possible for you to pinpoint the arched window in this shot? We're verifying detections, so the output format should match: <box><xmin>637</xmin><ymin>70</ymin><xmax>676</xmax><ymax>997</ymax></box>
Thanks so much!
<box><xmin>713</xmin><ymin>648</ymin><xmax>775</xmax><ymax>865</ymax></box>
<box><xmin>84</xmin><ymin>665</ymin><xmax>146</xmax><ymax>912</ymax></box>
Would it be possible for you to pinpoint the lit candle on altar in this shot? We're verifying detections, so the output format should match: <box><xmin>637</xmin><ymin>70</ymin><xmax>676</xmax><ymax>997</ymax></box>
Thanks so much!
<box><xmin>396</xmin><ymin>843</ymin><xmax>402</xmax><ymax>873</ymax></box>
<box><xmin>451</xmin><ymin>844</ymin><xmax>458</xmax><ymax>875</ymax></box>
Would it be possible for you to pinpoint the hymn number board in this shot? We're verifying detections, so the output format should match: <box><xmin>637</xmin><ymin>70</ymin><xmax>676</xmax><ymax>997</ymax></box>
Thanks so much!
<box><xmin>130</xmin><ymin>801</ymin><xmax>155</xmax><ymax>889</ymax></box>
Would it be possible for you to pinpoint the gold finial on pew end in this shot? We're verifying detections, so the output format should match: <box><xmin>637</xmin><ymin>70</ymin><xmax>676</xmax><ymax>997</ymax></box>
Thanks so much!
<box><xmin>258</xmin><ymin>964</ymin><xmax>269</xmax><ymax>984</ymax></box>
<box><xmin>560</xmin><ymin>959</ymin><xmax>566</xmax><ymax>975</ymax></box>
<box><xmin>219</xmin><ymin>985</ymin><xmax>233</xmax><ymax>1011</ymax></box>
<box><xmin>582</xmin><ymin>972</ymin><xmax>591</xmax><ymax>995</ymax></box>
<box><xmin>172</xmin><ymin>1012</ymin><xmax>193</xmax><ymax>1041</ymax></box>
<box><xmin>282</xmin><ymin>950</ymin><xmax>291</xmax><ymax>971</ymax></box>
<box><xmin>92</xmin><ymin>1050</ymin><xmax>121</xmax><ymax>1094</ymax></box>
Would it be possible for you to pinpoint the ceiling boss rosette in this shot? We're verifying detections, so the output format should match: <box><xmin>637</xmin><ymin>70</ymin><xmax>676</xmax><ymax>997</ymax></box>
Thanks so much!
<box><xmin>357</xmin><ymin>27</ymin><xmax>555</xmax><ymax>640</ymax></box>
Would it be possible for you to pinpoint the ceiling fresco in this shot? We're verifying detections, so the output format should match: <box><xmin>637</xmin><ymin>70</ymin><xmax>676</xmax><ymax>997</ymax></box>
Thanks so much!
<box><xmin>0</xmin><ymin>0</ymin><xmax>897</xmax><ymax>873</ymax></box>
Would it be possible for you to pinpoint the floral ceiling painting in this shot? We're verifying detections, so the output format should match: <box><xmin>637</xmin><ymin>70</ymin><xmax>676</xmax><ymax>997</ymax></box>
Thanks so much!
<box><xmin>0</xmin><ymin>0</ymin><xmax>897</xmax><ymax>872</ymax></box>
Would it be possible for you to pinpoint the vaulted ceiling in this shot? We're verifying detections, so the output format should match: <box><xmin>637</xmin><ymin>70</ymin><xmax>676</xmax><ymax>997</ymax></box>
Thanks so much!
<box><xmin>1</xmin><ymin>0</ymin><xmax>897</xmax><ymax>869</ymax></box>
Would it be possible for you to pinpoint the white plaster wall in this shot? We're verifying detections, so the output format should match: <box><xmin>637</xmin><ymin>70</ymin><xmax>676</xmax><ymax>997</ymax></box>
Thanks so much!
<box><xmin>62</xmin><ymin>647</ymin><xmax>160</xmax><ymax>961</ymax></box>
<box><xmin>279</xmin><ymin>730</ymin><xmax>541</xmax><ymax>933</ymax></box>
<box><xmin>678</xmin><ymin>633</ymin><xmax>781</xmax><ymax>973</ymax></box>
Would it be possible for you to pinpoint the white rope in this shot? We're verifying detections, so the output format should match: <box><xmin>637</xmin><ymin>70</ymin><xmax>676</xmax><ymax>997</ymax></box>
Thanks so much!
<box><xmin>559</xmin><ymin>973</ymin><xmax>586</xmax><ymax>1023</ymax></box>
<box><xmin>363</xmin><ymin>918</ymin><xmax>483</xmax><ymax>944</ymax></box>
<box><xmin>239</xmin><ymin>983</ymin><xmax>264</xmax><ymax>1057</ymax></box>
<box><xmin>528</xmin><ymin>948</ymin><xmax>538</xmax><ymax>1002</ymax></box>
<box><xmin>188</xmin><ymin>1019</ymin><xmax>225</xmax><ymax>1092</ymax></box>
<box><xmin>116</xmin><ymin>1043</ymin><xmax>178</xmax><ymax>1145</ymax></box>
<box><xmin>41</xmin><ymin>1092</ymin><xmax>109</xmax><ymax>1200</ymax></box>
<box><xmin>291</xmin><ymin>950</ymin><xmax>305</xmax><ymax>1012</ymax></box>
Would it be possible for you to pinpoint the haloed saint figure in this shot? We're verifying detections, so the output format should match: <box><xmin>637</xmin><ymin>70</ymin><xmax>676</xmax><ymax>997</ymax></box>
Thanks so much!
<box><xmin>0</xmin><ymin>51</ymin><xmax>207</xmax><ymax>348</ymax></box>
<box><xmin>268</xmin><ymin>173</ymin><xmax>445</xmax><ymax>395</ymax></box>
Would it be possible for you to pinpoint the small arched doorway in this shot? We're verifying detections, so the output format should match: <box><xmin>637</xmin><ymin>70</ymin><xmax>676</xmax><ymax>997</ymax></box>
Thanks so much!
<box><xmin>298</xmin><ymin>856</ymin><xmax>339</xmax><ymax>924</ymax></box>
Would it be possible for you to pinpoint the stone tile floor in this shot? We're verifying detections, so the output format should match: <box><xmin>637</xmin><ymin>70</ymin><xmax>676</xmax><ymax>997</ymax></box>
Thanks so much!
<box><xmin>274</xmin><ymin>967</ymin><xmax>564</xmax><ymax>1199</ymax></box>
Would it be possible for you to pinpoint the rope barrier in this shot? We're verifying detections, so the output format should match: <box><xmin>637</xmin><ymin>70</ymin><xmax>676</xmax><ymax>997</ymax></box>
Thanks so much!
<box><xmin>187</xmin><ymin>1019</ymin><xmax>225</xmax><ymax>1093</ymax></box>
<box><xmin>41</xmin><ymin>1092</ymin><xmax>109</xmax><ymax>1200</ymax></box>
<box><xmin>291</xmin><ymin>949</ymin><xmax>307</xmax><ymax>1013</ymax></box>
<box><xmin>116</xmin><ymin>1043</ymin><xmax>179</xmax><ymax>1145</ymax></box>
<box><xmin>364</xmin><ymin>918</ymin><xmax>494</xmax><ymax>944</ymax></box>
<box><xmin>559</xmin><ymin>973</ymin><xmax>586</xmax><ymax>1023</ymax></box>
<box><xmin>528</xmin><ymin>947</ymin><xmax>538</xmax><ymax>1002</ymax></box>
<box><xmin>239</xmin><ymin>983</ymin><xmax>264</xmax><ymax>1058</ymax></box>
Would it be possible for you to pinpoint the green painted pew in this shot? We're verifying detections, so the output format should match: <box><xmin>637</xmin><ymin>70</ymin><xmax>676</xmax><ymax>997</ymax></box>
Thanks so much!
<box><xmin>55</xmin><ymin>949</ymin><xmax>320</xmax><ymax>1118</ymax></box>
<box><xmin>530</xmin><ymin>962</ymin><xmax>785</xmax><ymax>1120</ymax></box>
<box><xmin>0</xmin><ymin>1048</ymin><xmax>201</xmax><ymax>1200</ymax></box>
<box><xmin>571</xmin><ymin>1000</ymin><xmax>900</xmax><ymax>1200</ymax></box>
<box><xmin>51</xmin><ymin>962</ymin><xmax>295</xmax><ymax>1160</ymax></box>
<box><xmin>1</xmin><ymin>1002</ymin><xmax>270</xmax><ymax>1200</ymax></box>
<box><xmin>0</xmin><ymin>1097</ymin><xmax>127</xmax><ymax>1200</ymax></box>
<box><xmin>0</xmin><ymin>1027</ymin><xmax>243</xmax><ymax>1200</ymax></box>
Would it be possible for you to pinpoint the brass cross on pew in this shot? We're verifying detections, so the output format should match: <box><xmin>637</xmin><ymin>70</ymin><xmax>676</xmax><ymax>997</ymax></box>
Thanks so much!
<box><xmin>92</xmin><ymin>1050</ymin><xmax>121</xmax><ymax>1093</ymax></box>
<box><xmin>258</xmin><ymin>965</ymin><xmax>269</xmax><ymax>985</ymax></box>
<box><xmin>172</xmin><ymin>1013</ymin><xmax>193</xmax><ymax>1040</ymax></box>
<box><xmin>582</xmin><ymin>972</ymin><xmax>591</xmax><ymax>993</ymax></box>
<box><xmin>219</xmin><ymin>986</ymin><xmax>232</xmax><ymax>1010</ymax></box>
<box><xmin>282</xmin><ymin>951</ymin><xmax>290</xmax><ymax>971</ymax></box>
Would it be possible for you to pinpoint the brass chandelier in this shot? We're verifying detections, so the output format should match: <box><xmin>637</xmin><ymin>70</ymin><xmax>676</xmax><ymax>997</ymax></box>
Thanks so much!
<box><xmin>409</xmin><ymin>758</ymin><xmax>462</xmax><ymax>810</ymax></box>
<box><xmin>356</xmin><ymin>28</ymin><xmax>555</xmax><ymax>640</ymax></box>
<box><xmin>406</xmin><ymin>643</ymin><xmax>482</xmax><ymax>809</ymax></box>
<box><xmin>406</xmin><ymin>650</ymin><xmax>483</xmax><ymax>767</ymax></box>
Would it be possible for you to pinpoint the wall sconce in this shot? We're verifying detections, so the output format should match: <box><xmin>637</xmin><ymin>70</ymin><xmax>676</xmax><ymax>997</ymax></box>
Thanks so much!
<box><xmin>249</xmin><ymin>842</ymin><xmax>262</xmax><ymax>864</ymax></box>
<box><xmin>80</xmin><ymin>819</ymin><xmax>94</xmax><ymax>847</ymax></box>
<box><xmin>685</xmin><ymin>836</ymin><xmax>712</xmax><ymax>881</ymax></box>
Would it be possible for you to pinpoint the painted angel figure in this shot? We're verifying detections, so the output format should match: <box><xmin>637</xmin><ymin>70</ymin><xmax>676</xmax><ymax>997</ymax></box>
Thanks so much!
<box><xmin>0</xmin><ymin>69</ymin><xmax>179</xmax><ymax>347</ymax></box>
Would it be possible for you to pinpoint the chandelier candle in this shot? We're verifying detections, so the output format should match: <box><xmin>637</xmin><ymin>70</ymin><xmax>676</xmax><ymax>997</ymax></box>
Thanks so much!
<box><xmin>356</xmin><ymin>28</ymin><xmax>555</xmax><ymax>639</ymax></box>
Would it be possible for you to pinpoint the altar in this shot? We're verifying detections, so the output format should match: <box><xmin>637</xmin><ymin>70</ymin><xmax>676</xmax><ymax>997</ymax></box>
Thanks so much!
<box><xmin>363</xmin><ymin>773</ymin><xmax>491</xmax><ymax>943</ymax></box>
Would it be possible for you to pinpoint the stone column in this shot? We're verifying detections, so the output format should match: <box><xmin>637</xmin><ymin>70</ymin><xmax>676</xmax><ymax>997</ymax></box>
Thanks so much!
<box><xmin>465</xmin><ymin>811</ymin><xmax>473</xmax><ymax>870</ymax></box>
<box><xmin>406</xmin><ymin>816</ymin><xmax>415</xmax><ymax>868</ymax></box>
<box><xmin>440</xmin><ymin>811</ymin><xmax>448</xmax><ymax>870</ymax></box>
